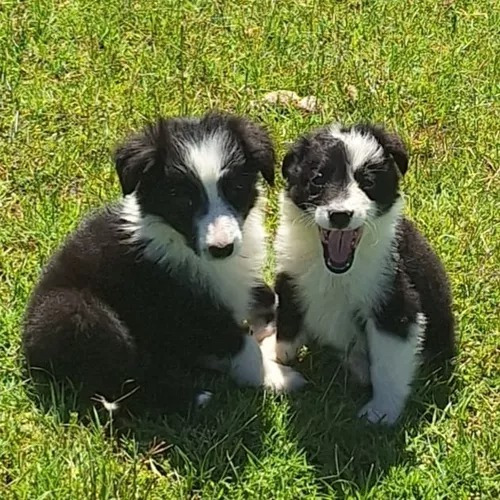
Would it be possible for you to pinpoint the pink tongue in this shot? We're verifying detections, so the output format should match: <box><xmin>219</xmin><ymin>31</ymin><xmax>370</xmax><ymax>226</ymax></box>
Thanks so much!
<box><xmin>327</xmin><ymin>230</ymin><xmax>356</xmax><ymax>264</ymax></box>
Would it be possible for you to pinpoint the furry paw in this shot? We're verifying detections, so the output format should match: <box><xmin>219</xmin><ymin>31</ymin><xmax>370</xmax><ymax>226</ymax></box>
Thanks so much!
<box><xmin>262</xmin><ymin>358</ymin><xmax>307</xmax><ymax>392</ymax></box>
<box><xmin>194</xmin><ymin>391</ymin><xmax>213</xmax><ymax>409</ymax></box>
<box><xmin>357</xmin><ymin>399</ymin><xmax>402</xmax><ymax>425</ymax></box>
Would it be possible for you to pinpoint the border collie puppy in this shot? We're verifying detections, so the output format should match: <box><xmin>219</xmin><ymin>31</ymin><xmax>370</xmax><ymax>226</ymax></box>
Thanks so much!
<box><xmin>267</xmin><ymin>124</ymin><xmax>454</xmax><ymax>425</ymax></box>
<box><xmin>23</xmin><ymin>112</ymin><xmax>304</xmax><ymax>414</ymax></box>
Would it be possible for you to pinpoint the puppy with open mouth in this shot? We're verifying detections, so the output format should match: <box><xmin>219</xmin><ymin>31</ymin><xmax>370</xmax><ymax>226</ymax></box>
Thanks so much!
<box><xmin>265</xmin><ymin>123</ymin><xmax>455</xmax><ymax>425</ymax></box>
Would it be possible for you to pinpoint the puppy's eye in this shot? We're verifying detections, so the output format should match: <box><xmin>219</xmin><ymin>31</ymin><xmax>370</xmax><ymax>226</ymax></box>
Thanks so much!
<box><xmin>311</xmin><ymin>173</ymin><xmax>327</xmax><ymax>187</ymax></box>
<box><xmin>169</xmin><ymin>190</ymin><xmax>193</xmax><ymax>208</ymax></box>
<box><xmin>175</xmin><ymin>197</ymin><xmax>193</xmax><ymax>208</ymax></box>
<box><xmin>357</xmin><ymin>174</ymin><xmax>375</xmax><ymax>190</ymax></box>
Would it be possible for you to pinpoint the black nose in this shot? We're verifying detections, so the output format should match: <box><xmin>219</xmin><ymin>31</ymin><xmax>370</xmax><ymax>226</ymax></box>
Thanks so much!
<box><xmin>328</xmin><ymin>210</ymin><xmax>353</xmax><ymax>229</ymax></box>
<box><xmin>207</xmin><ymin>243</ymin><xmax>234</xmax><ymax>259</ymax></box>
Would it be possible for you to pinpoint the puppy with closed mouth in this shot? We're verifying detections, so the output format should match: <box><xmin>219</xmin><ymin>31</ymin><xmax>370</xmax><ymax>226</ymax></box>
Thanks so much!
<box><xmin>265</xmin><ymin>123</ymin><xmax>455</xmax><ymax>425</ymax></box>
<box><xmin>23</xmin><ymin>112</ymin><xmax>305</xmax><ymax>414</ymax></box>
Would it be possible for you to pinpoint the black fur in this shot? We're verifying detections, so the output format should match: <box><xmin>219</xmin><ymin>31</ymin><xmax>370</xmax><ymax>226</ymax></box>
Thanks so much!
<box><xmin>250</xmin><ymin>283</ymin><xmax>276</xmax><ymax>325</ymax></box>
<box><xmin>282</xmin><ymin>124</ymin><xmax>404</xmax><ymax>217</ymax></box>
<box><xmin>390</xmin><ymin>218</ymin><xmax>455</xmax><ymax>360</ymax></box>
<box><xmin>275</xmin><ymin>273</ymin><xmax>304</xmax><ymax>343</ymax></box>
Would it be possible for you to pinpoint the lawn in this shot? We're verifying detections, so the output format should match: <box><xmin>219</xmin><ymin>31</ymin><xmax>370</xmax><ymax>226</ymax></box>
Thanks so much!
<box><xmin>0</xmin><ymin>0</ymin><xmax>499</xmax><ymax>497</ymax></box>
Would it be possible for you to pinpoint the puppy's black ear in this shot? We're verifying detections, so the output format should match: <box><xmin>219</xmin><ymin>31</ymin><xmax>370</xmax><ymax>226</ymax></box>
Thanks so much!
<box><xmin>114</xmin><ymin>120</ymin><xmax>167</xmax><ymax>195</ymax></box>
<box><xmin>282</xmin><ymin>149</ymin><xmax>297</xmax><ymax>182</ymax></box>
<box><xmin>232</xmin><ymin>116</ymin><xmax>276</xmax><ymax>186</ymax></box>
<box><xmin>282</xmin><ymin>137</ymin><xmax>308</xmax><ymax>182</ymax></box>
<box><xmin>370</xmin><ymin>126</ymin><xmax>409</xmax><ymax>176</ymax></box>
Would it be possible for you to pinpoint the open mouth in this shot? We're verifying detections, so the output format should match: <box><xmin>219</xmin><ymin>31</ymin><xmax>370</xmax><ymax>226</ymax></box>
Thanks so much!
<box><xmin>319</xmin><ymin>227</ymin><xmax>363</xmax><ymax>274</ymax></box>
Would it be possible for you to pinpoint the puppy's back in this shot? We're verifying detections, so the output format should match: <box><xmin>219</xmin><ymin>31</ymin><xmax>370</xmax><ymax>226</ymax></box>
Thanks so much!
<box><xmin>397</xmin><ymin>217</ymin><xmax>455</xmax><ymax>361</ymax></box>
<box><xmin>22</xmin><ymin>207</ymin><xmax>138</xmax><ymax>400</ymax></box>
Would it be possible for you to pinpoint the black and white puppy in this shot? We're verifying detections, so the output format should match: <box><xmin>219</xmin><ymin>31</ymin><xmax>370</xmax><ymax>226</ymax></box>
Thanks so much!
<box><xmin>23</xmin><ymin>112</ymin><xmax>304</xmax><ymax>414</ymax></box>
<box><xmin>265</xmin><ymin>123</ymin><xmax>454</xmax><ymax>425</ymax></box>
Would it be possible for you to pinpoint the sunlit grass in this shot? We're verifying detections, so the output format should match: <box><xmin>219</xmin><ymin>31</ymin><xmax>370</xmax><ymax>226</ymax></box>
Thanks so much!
<box><xmin>0</xmin><ymin>0</ymin><xmax>498</xmax><ymax>497</ymax></box>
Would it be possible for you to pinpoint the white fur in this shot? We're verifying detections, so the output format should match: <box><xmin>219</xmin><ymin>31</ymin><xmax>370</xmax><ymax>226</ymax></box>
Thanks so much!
<box><xmin>260</xmin><ymin>335</ymin><xmax>307</xmax><ymax>391</ymax></box>
<box><xmin>262</xmin><ymin>357</ymin><xmax>308</xmax><ymax>392</ymax></box>
<box><xmin>120</xmin><ymin>192</ymin><xmax>266</xmax><ymax>324</ymax></box>
<box><xmin>250</xmin><ymin>321</ymin><xmax>276</xmax><ymax>343</ymax></box>
<box><xmin>358</xmin><ymin>314</ymin><xmax>425</xmax><ymax>424</ymax></box>
<box><xmin>229</xmin><ymin>335</ymin><xmax>264</xmax><ymax>386</ymax></box>
<box><xmin>194</xmin><ymin>391</ymin><xmax>213</xmax><ymax>409</ymax></box>
<box><xmin>330</xmin><ymin>125</ymin><xmax>384</xmax><ymax>170</ymax></box>
<box><xmin>263</xmin><ymin>330</ymin><xmax>303</xmax><ymax>365</ymax></box>
<box><xmin>229</xmin><ymin>334</ymin><xmax>307</xmax><ymax>392</ymax></box>
<box><xmin>184</xmin><ymin>133</ymin><xmax>243</xmax><ymax>254</ymax></box>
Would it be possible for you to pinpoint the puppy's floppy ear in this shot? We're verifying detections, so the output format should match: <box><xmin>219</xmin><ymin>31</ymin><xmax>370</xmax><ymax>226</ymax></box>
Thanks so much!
<box><xmin>370</xmin><ymin>126</ymin><xmax>409</xmax><ymax>176</ymax></box>
<box><xmin>114</xmin><ymin>119</ymin><xmax>168</xmax><ymax>195</ymax></box>
<box><xmin>231</xmin><ymin>116</ymin><xmax>276</xmax><ymax>186</ymax></box>
<box><xmin>282</xmin><ymin>149</ymin><xmax>297</xmax><ymax>182</ymax></box>
<box><xmin>282</xmin><ymin>137</ymin><xmax>308</xmax><ymax>182</ymax></box>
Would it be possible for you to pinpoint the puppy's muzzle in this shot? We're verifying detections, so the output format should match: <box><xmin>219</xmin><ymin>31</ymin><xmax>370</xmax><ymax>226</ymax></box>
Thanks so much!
<box><xmin>202</xmin><ymin>215</ymin><xmax>241</xmax><ymax>259</ymax></box>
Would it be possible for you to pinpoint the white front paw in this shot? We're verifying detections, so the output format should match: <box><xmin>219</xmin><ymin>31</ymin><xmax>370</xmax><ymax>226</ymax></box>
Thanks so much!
<box><xmin>230</xmin><ymin>336</ymin><xmax>264</xmax><ymax>387</ymax></box>
<box><xmin>357</xmin><ymin>399</ymin><xmax>403</xmax><ymax>425</ymax></box>
<box><xmin>262</xmin><ymin>358</ymin><xmax>307</xmax><ymax>393</ymax></box>
<box><xmin>259</xmin><ymin>334</ymin><xmax>278</xmax><ymax>361</ymax></box>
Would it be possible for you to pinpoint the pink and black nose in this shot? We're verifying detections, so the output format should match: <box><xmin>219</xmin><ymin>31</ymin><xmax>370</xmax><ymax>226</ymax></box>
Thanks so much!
<box><xmin>328</xmin><ymin>210</ymin><xmax>353</xmax><ymax>229</ymax></box>
<box><xmin>207</xmin><ymin>243</ymin><xmax>234</xmax><ymax>259</ymax></box>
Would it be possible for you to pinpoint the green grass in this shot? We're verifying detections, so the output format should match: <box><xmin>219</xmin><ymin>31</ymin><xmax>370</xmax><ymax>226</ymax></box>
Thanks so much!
<box><xmin>1</xmin><ymin>0</ymin><xmax>499</xmax><ymax>497</ymax></box>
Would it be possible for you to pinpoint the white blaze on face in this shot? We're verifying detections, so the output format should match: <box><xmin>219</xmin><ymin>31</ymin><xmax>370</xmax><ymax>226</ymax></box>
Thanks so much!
<box><xmin>185</xmin><ymin>132</ymin><xmax>243</xmax><ymax>256</ymax></box>
<box><xmin>329</xmin><ymin>125</ymin><xmax>384</xmax><ymax>171</ymax></box>
<box><xmin>314</xmin><ymin>128</ymin><xmax>385</xmax><ymax>231</ymax></box>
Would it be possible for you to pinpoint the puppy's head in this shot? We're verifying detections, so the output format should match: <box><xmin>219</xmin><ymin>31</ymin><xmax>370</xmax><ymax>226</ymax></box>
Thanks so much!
<box><xmin>115</xmin><ymin>112</ymin><xmax>274</xmax><ymax>259</ymax></box>
<box><xmin>282</xmin><ymin>123</ymin><xmax>408</xmax><ymax>274</ymax></box>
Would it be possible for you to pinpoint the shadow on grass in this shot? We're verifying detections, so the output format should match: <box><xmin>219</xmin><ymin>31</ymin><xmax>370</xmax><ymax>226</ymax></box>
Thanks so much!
<box><xmin>25</xmin><ymin>367</ymin><xmax>269</xmax><ymax>491</ymax></box>
<box><xmin>115</xmin><ymin>377</ymin><xmax>270</xmax><ymax>491</ymax></box>
<box><xmin>285</xmin><ymin>346</ymin><xmax>456</xmax><ymax>494</ymax></box>
<box><xmin>25</xmin><ymin>354</ymin><xmax>455</xmax><ymax>495</ymax></box>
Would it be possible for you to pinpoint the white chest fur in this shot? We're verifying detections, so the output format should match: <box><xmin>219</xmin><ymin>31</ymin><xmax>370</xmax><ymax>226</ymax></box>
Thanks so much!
<box><xmin>276</xmin><ymin>195</ymin><xmax>400</xmax><ymax>350</ymax></box>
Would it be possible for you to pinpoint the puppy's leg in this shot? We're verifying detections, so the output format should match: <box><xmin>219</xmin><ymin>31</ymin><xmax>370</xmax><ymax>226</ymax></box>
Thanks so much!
<box><xmin>25</xmin><ymin>290</ymin><xmax>212</xmax><ymax>414</ymax></box>
<box><xmin>274</xmin><ymin>272</ymin><xmax>306</xmax><ymax>364</ymax></box>
<box><xmin>195</xmin><ymin>306</ymin><xmax>306</xmax><ymax>392</ymax></box>
<box><xmin>23</xmin><ymin>288</ymin><xmax>138</xmax><ymax>402</ymax></box>
<box><xmin>358</xmin><ymin>315</ymin><xmax>424</xmax><ymax>425</ymax></box>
